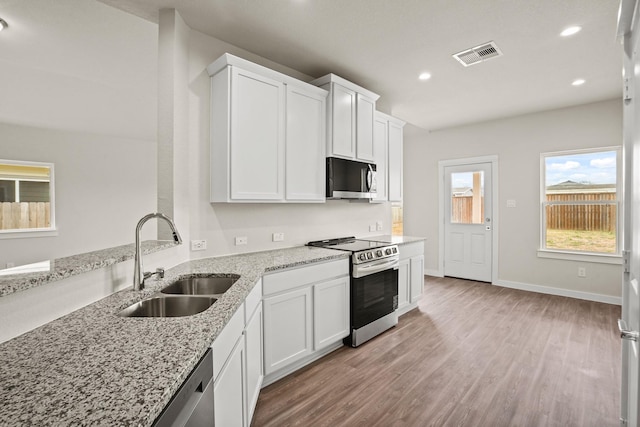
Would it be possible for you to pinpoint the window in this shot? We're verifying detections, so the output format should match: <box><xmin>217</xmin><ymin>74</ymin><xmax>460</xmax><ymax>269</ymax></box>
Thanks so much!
<box><xmin>450</xmin><ymin>170</ymin><xmax>484</xmax><ymax>224</ymax></box>
<box><xmin>540</xmin><ymin>147</ymin><xmax>620</xmax><ymax>256</ymax></box>
<box><xmin>392</xmin><ymin>202</ymin><xmax>403</xmax><ymax>236</ymax></box>
<box><xmin>0</xmin><ymin>160</ymin><xmax>55</xmax><ymax>233</ymax></box>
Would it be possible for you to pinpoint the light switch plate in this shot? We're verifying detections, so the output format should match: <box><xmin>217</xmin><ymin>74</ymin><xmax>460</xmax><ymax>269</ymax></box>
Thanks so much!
<box><xmin>376</xmin><ymin>221</ymin><xmax>383</xmax><ymax>231</ymax></box>
<box><xmin>369</xmin><ymin>224</ymin><xmax>376</xmax><ymax>232</ymax></box>
<box><xmin>272</xmin><ymin>232</ymin><xmax>285</xmax><ymax>242</ymax></box>
<box><xmin>506</xmin><ymin>199</ymin><xmax>517</xmax><ymax>208</ymax></box>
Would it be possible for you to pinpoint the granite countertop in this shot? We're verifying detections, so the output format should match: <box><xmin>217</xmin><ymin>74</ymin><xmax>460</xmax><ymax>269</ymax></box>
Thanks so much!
<box><xmin>0</xmin><ymin>246</ymin><xmax>348</xmax><ymax>427</ymax></box>
<box><xmin>368</xmin><ymin>235</ymin><xmax>426</xmax><ymax>244</ymax></box>
<box><xmin>0</xmin><ymin>240</ymin><xmax>178</xmax><ymax>297</ymax></box>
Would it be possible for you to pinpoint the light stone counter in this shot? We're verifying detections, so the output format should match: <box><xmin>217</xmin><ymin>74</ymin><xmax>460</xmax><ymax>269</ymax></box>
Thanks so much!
<box><xmin>367</xmin><ymin>235</ymin><xmax>426</xmax><ymax>245</ymax></box>
<box><xmin>0</xmin><ymin>240</ymin><xmax>178</xmax><ymax>297</ymax></box>
<box><xmin>0</xmin><ymin>246</ymin><xmax>348</xmax><ymax>427</ymax></box>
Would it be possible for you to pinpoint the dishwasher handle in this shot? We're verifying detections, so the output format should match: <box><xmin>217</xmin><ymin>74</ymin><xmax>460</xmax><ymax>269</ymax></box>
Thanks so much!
<box><xmin>153</xmin><ymin>348</ymin><xmax>215</xmax><ymax>427</ymax></box>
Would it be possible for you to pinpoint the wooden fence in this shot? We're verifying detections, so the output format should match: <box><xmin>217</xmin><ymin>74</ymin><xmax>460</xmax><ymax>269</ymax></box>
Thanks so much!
<box><xmin>545</xmin><ymin>193</ymin><xmax>616</xmax><ymax>232</ymax></box>
<box><xmin>0</xmin><ymin>202</ymin><xmax>51</xmax><ymax>230</ymax></box>
<box><xmin>452</xmin><ymin>192</ymin><xmax>616</xmax><ymax>232</ymax></box>
<box><xmin>451</xmin><ymin>196</ymin><xmax>484</xmax><ymax>224</ymax></box>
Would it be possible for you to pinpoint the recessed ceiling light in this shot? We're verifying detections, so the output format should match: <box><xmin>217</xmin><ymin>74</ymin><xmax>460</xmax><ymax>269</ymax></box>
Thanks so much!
<box><xmin>572</xmin><ymin>79</ymin><xmax>586</xmax><ymax>86</ymax></box>
<box><xmin>419</xmin><ymin>72</ymin><xmax>432</xmax><ymax>81</ymax></box>
<box><xmin>0</xmin><ymin>18</ymin><xmax>8</xmax><ymax>31</ymax></box>
<box><xmin>561</xmin><ymin>26</ymin><xmax>581</xmax><ymax>37</ymax></box>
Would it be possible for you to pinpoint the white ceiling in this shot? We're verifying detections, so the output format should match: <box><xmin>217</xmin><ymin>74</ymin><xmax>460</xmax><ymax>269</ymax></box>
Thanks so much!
<box><xmin>0</xmin><ymin>0</ymin><xmax>623</xmax><ymax>138</ymax></box>
<box><xmin>98</xmin><ymin>0</ymin><xmax>623</xmax><ymax>131</ymax></box>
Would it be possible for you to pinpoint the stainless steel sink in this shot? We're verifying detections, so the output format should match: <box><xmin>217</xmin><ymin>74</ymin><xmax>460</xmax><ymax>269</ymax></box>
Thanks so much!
<box><xmin>161</xmin><ymin>275</ymin><xmax>240</xmax><ymax>296</ymax></box>
<box><xmin>118</xmin><ymin>296</ymin><xmax>217</xmax><ymax>317</ymax></box>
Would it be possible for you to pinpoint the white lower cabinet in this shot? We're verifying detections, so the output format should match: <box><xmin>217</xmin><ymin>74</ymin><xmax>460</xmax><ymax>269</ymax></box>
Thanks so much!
<box><xmin>214</xmin><ymin>336</ymin><xmax>245</xmax><ymax>427</ymax></box>
<box><xmin>262</xmin><ymin>286</ymin><xmax>313</xmax><ymax>375</ymax></box>
<box><xmin>397</xmin><ymin>258</ymin><xmax>411</xmax><ymax>312</ymax></box>
<box><xmin>313</xmin><ymin>276</ymin><xmax>350</xmax><ymax>350</ymax></box>
<box><xmin>244</xmin><ymin>302</ymin><xmax>263</xmax><ymax>424</ymax></box>
<box><xmin>397</xmin><ymin>242</ymin><xmax>425</xmax><ymax>316</ymax></box>
<box><xmin>262</xmin><ymin>258</ymin><xmax>349</xmax><ymax>385</ymax></box>
<box><xmin>212</xmin><ymin>279</ymin><xmax>264</xmax><ymax>427</ymax></box>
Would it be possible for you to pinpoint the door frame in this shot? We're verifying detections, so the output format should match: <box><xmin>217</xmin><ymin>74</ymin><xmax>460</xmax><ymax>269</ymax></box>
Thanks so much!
<box><xmin>438</xmin><ymin>155</ymin><xmax>499</xmax><ymax>283</ymax></box>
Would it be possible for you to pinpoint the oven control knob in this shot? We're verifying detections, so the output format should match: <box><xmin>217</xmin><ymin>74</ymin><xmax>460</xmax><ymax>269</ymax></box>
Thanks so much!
<box><xmin>358</xmin><ymin>253</ymin><xmax>367</xmax><ymax>261</ymax></box>
<box><xmin>385</xmin><ymin>248</ymin><xmax>392</xmax><ymax>255</ymax></box>
<box><xmin>376</xmin><ymin>250</ymin><xmax>383</xmax><ymax>257</ymax></box>
<box><xmin>366</xmin><ymin>252</ymin><xmax>373</xmax><ymax>260</ymax></box>
<box><xmin>392</xmin><ymin>247</ymin><xmax>398</xmax><ymax>253</ymax></box>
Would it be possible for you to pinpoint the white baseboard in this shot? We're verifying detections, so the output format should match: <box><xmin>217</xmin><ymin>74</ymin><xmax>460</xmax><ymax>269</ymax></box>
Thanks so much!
<box><xmin>425</xmin><ymin>268</ymin><xmax>443</xmax><ymax>277</ymax></box>
<box><xmin>493</xmin><ymin>279</ymin><xmax>621</xmax><ymax>306</ymax></box>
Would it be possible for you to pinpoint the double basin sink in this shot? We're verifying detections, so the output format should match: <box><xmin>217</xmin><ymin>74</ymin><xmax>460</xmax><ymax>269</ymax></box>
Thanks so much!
<box><xmin>118</xmin><ymin>275</ymin><xmax>239</xmax><ymax>318</ymax></box>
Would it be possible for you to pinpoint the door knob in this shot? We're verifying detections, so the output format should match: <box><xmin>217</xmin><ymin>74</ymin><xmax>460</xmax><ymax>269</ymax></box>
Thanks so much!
<box><xmin>618</xmin><ymin>319</ymin><xmax>639</xmax><ymax>342</ymax></box>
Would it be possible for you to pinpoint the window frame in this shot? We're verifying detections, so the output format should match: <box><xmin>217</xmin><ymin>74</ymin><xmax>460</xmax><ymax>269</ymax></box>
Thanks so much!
<box><xmin>538</xmin><ymin>146</ymin><xmax>622</xmax><ymax>263</ymax></box>
<box><xmin>0</xmin><ymin>159</ymin><xmax>57</xmax><ymax>238</ymax></box>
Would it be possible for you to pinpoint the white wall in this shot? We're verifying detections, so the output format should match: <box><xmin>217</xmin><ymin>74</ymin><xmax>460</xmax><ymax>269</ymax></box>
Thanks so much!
<box><xmin>0</xmin><ymin>122</ymin><xmax>157</xmax><ymax>268</ymax></box>
<box><xmin>404</xmin><ymin>98</ymin><xmax>622</xmax><ymax>301</ymax></box>
<box><xmin>183</xmin><ymin>26</ymin><xmax>391</xmax><ymax>257</ymax></box>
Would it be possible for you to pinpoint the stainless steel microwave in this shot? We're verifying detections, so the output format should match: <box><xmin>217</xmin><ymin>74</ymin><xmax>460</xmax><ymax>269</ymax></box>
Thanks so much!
<box><xmin>326</xmin><ymin>157</ymin><xmax>377</xmax><ymax>200</ymax></box>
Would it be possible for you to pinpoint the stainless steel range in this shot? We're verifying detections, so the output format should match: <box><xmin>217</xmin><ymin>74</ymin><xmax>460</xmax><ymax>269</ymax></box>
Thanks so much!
<box><xmin>307</xmin><ymin>237</ymin><xmax>399</xmax><ymax>347</ymax></box>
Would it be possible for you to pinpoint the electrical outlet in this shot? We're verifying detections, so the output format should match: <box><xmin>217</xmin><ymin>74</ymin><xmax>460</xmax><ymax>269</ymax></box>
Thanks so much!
<box><xmin>235</xmin><ymin>236</ymin><xmax>248</xmax><ymax>246</ymax></box>
<box><xmin>272</xmin><ymin>232</ymin><xmax>285</xmax><ymax>242</ymax></box>
<box><xmin>376</xmin><ymin>221</ymin><xmax>383</xmax><ymax>231</ymax></box>
<box><xmin>506</xmin><ymin>199</ymin><xmax>517</xmax><ymax>208</ymax></box>
<box><xmin>191</xmin><ymin>240</ymin><xmax>207</xmax><ymax>251</ymax></box>
<box><xmin>578</xmin><ymin>267</ymin><xmax>586</xmax><ymax>278</ymax></box>
<box><xmin>369</xmin><ymin>224</ymin><xmax>376</xmax><ymax>232</ymax></box>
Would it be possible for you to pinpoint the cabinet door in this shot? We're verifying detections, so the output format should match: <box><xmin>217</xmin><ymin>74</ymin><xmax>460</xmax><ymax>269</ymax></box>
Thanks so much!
<box><xmin>244</xmin><ymin>303</ymin><xmax>263</xmax><ymax>425</ymax></box>
<box><xmin>314</xmin><ymin>276</ymin><xmax>350</xmax><ymax>350</ymax></box>
<box><xmin>329</xmin><ymin>83</ymin><xmax>356</xmax><ymax>158</ymax></box>
<box><xmin>214</xmin><ymin>337</ymin><xmax>245</xmax><ymax>427</ymax></box>
<box><xmin>263</xmin><ymin>287</ymin><xmax>313</xmax><ymax>375</ymax></box>
<box><xmin>286</xmin><ymin>85</ymin><xmax>326</xmax><ymax>201</ymax></box>
<box><xmin>230</xmin><ymin>67</ymin><xmax>285</xmax><ymax>200</ymax></box>
<box><xmin>356</xmin><ymin>94</ymin><xmax>375</xmax><ymax>162</ymax></box>
<box><xmin>372</xmin><ymin>115</ymin><xmax>388</xmax><ymax>202</ymax></box>
<box><xmin>410</xmin><ymin>255</ymin><xmax>424</xmax><ymax>303</ymax></box>
<box><xmin>397</xmin><ymin>258</ymin><xmax>410</xmax><ymax>311</ymax></box>
<box><xmin>388</xmin><ymin>120</ymin><xmax>404</xmax><ymax>202</ymax></box>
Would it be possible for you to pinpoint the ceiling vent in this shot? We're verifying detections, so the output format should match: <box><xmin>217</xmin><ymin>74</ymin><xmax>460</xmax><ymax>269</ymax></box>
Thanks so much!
<box><xmin>452</xmin><ymin>41</ymin><xmax>503</xmax><ymax>67</ymax></box>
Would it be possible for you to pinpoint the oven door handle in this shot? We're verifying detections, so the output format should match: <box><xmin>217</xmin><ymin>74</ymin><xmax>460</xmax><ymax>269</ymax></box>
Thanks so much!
<box><xmin>353</xmin><ymin>258</ymin><xmax>399</xmax><ymax>278</ymax></box>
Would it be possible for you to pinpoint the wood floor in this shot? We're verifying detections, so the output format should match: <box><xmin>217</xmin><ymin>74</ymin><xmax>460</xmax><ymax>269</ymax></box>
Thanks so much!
<box><xmin>251</xmin><ymin>276</ymin><xmax>622</xmax><ymax>427</ymax></box>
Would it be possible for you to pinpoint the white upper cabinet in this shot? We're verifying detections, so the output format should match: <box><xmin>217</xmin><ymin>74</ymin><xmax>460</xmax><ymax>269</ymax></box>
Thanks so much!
<box><xmin>373</xmin><ymin>111</ymin><xmax>405</xmax><ymax>203</ymax></box>
<box><xmin>207</xmin><ymin>53</ymin><xmax>327</xmax><ymax>203</ymax></box>
<box><xmin>311</xmin><ymin>74</ymin><xmax>379</xmax><ymax>163</ymax></box>
<box><xmin>386</xmin><ymin>115</ymin><xmax>405</xmax><ymax>202</ymax></box>
<box><xmin>372</xmin><ymin>113</ymin><xmax>389</xmax><ymax>202</ymax></box>
<box><xmin>329</xmin><ymin>83</ymin><xmax>356</xmax><ymax>158</ymax></box>
<box><xmin>356</xmin><ymin>94</ymin><xmax>375</xmax><ymax>162</ymax></box>
<box><xmin>286</xmin><ymin>85</ymin><xmax>326</xmax><ymax>202</ymax></box>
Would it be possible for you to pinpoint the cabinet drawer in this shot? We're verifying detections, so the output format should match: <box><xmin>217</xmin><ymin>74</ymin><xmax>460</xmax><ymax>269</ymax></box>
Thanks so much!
<box><xmin>244</xmin><ymin>279</ymin><xmax>262</xmax><ymax>324</ymax></box>
<box><xmin>262</xmin><ymin>258</ymin><xmax>349</xmax><ymax>296</ymax></box>
<box><xmin>211</xmin><ymin>303</ymin><xmax>244</xmax><ymax>380</ymax></box>
<box><xmin>399</xmin><ymin>241</ymin><xmax>424</xmax><ymax>260</ymax></box>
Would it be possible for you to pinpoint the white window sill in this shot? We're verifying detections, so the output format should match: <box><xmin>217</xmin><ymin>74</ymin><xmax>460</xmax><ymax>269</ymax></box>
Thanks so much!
<box><xmin>537</xmin><ymin>249</ymin><xmax>622</xmax><ymax>265</ymax></box>
<box><xmin>0</xmin><ymin>229</ymin><xmax>58</xmax><ymax>240</ymax></box>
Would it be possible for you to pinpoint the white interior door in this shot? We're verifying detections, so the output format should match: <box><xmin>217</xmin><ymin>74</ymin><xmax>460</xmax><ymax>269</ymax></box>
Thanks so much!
<box><xmin>443</xmin><ymin>162</ymin><xmax>492</xmax><ymax>282</ymax></box>
<box><xmin>620</xmin><ymin>1</ymin><xmax>640</xmax><ymax>424</ymax></box>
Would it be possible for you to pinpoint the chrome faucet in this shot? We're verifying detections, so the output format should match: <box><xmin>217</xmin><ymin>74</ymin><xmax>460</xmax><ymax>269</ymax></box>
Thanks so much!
<box><xmin>133</xmin><ymin>212</ymin><xmax>182</xmax><ymax>290</ymax></box>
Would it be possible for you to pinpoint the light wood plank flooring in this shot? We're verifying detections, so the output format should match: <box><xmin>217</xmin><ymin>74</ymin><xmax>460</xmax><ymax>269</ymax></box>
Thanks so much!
<box><xmin>252</xmin><ymin>276</ymin><xmax>621</xmax><ymax>427</ymax></box>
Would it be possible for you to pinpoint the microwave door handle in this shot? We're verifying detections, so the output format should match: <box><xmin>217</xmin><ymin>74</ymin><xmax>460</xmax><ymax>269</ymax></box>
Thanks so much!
<box><xmin>367</xmin><ymin>165</ymin><xmax>374</xmax><ymax>191</ymax></box>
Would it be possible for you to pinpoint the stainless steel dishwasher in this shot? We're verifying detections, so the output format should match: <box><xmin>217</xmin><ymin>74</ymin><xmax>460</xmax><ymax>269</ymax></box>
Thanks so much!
<box><xmin>153</xmin><ymin>348</ymin><xmax>214</xmax><ymax>427</ymax></box>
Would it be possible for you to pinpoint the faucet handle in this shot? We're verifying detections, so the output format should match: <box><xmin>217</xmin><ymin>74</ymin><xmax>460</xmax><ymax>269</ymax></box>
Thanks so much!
<box><xmin>143</xmin><ymin>268</ymin><xmax>165</xmax><ymax>281</ymax></box>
